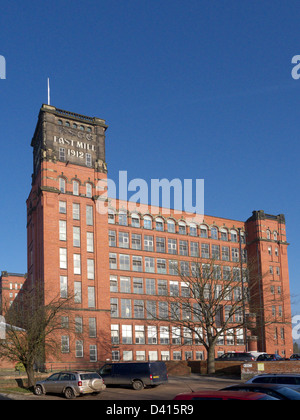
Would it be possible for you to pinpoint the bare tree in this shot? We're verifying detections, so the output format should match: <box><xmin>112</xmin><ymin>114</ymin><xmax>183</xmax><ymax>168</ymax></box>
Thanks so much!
<box><xmin>145</xmin><ymin>256</ymin><xmax>282</xmax><ymax>374</ymax></box>
<box><xmin>0</xmin><ymin>286</ymin><xmax>75</xmax><ymax>388</ymax></box>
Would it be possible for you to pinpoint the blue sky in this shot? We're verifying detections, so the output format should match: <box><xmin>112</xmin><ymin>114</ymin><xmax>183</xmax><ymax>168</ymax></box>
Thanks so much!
<box><xmin>0</xmin><ymin>0</ymin><xmax>300</xmax><ymax>315</ymax></box>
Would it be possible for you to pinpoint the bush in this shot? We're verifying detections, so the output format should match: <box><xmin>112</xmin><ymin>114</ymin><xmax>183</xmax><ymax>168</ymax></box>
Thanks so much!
<box><xmin>15</xmin><ymin>362</ymin><xmax>26</xmax><ymax>372</ymax></box>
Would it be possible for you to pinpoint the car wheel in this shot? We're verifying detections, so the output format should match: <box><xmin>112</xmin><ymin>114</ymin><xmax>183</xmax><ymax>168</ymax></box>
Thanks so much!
<box><xmin>34</xmin><ymin>385</ymin><xmax>44</xmax><ymax>396</ymax></box>
<box><xmin>64</xmin><ymin>387</ymin><xmax>76</xmax><ymax>399</ymax></box>
<box><xmin>132</xmin><ymin>380</ymin><xmax>144</xmax><ymax>391</ymax></box>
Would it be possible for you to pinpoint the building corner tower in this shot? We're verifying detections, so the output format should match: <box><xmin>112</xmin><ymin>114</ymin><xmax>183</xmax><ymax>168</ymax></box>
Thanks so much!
<box><xmin>26</xmin><ymin>104</ymin><xmax>111</xmax><ymax>366</ymax></box>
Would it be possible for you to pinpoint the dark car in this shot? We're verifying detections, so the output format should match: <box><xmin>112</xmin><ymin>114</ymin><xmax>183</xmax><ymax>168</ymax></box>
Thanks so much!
<box><xmin>246</xmin><ymin>373</ymin><xmax>300</xmax><ymax>390</ymax></box>
<box><xmin>221</xmin><ymin>384</ymin><xmax>300</xmax><ymax>400</ymax></box>
<box><xmin>290</xmin><ymin>354</ymin><xmax>300</xmax><ymax>360</ymax></box>
<box><xmin>173</xmin><ymin>390</ymin><xmax>277</xmax><ymax>400</ymax></box>
<box><xmin>256</xmin><ymin>353</ymin><xmax>284</xmax><ymax>361</ymax></box>
<box><xmin>99</xmin><ymin>361</ymin><xmax>168</xmax><ymax>390</ymax></box>
<box><xmin>215</xmin><ymin>352</ymin><xmax>255</xmax><ymax>362</ymax></box>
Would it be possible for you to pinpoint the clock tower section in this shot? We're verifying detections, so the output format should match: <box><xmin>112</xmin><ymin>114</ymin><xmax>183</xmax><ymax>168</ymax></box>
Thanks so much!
<box><xmin>27</xmin><ymin>104</ymin><xmax>111</xmax><ymax>366</ymax></box>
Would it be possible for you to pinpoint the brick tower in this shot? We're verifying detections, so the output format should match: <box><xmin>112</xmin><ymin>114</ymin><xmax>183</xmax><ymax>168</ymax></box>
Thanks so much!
<box><xmin>26</xmin><ymin>104</ymin><xmax>111</xmax><ymax>366</ymax></box>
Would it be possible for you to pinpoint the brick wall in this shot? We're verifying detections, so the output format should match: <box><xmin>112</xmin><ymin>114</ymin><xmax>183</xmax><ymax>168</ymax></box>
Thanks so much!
<box><xmin>241</xmin><ymin>361</ymin><xmax>300</xmax><ymax>380</ymax></box>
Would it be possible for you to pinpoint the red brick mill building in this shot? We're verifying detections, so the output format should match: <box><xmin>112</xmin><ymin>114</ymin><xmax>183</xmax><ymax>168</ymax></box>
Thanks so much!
<box><xmin>0</xmin><ymin>104</ymin><xmax>294</xmax><ymax>369</ymax></box>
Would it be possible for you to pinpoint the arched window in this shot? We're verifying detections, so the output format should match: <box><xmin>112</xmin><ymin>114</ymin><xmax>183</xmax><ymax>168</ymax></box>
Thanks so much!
<box><xmin>211</xmin><ymin>227</ymin><xmax>218</xmax><ymax>240</ymax></box>
<box><xmin>73</xmin><ymin>180</ymin><xmax>80</xmax><ymax>196</ymax></box>
<box><xmin>143</xmin><ymin>215</ymin><xmax>152</xmax><ymax>230</ymax></box>
<box><xmin>86</xmin><ymin>183</ymin><xmax>92</xmax><ymax>198</ymax></box>
<box><xmin>178</xmin><ymin>221</ymin><xmax>186</xmax><ymax>235</ymax></box>
<box><xmin>131</xmin><ymin>213</ymin><xmax>140</xmax><ymax>228</ymax></box>
<box><xmin>200</xmin><ymin>224</ymin><xmax>208</xmax><ymax>238</ymax></box>
<box><xmin>220</xmin><ymin>228</ymin><xmax>228</xmax><ymax>241</ymax></box>
<box><xmin>230</xmin><ymin>229</ymin><xmax>238</xmax><ymax>243</ymax></box>
<box><xmin>108</xmin><ymin>209</ymin><xmax>115</xmax><ymax>224</ymax></box>
<box><xmin>167</xmin><ymin>219</ymin><xmax>176</xmax><ymax>233</ymax></box>
<box><xmin>118</xmin><ymin>210</ymin><xmax>127</xmax><ymax>226</ymax></box>
<box><xmin>273</xmin><ymin>231</ymin><xmax>278</xmax><ymax>241</ymax></box>
<box><xmin>189</xmin><ymin>223</ymin><xmax>197</xmax><ymax>237</ymax></box>
<box><xmin>155</xmin><ymin>217</ymin><xmax>164</xmax><ymax>231</ymax></box>
<box><xmin>59</xmin><ymin>177</ymin><xmax>66</xmax><ymax>193</ymax></box>
<box><xmin>266</xmin><ymin>229</ymin><xmax>271</xmax><ymax>240</ymax></box>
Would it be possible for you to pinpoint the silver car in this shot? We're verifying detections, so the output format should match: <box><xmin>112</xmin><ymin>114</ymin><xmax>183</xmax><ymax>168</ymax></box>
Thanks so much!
<box><xmin>34</xmin><ymin>371</ymin><xmax>106</xmax><ymax>399</ymax></box>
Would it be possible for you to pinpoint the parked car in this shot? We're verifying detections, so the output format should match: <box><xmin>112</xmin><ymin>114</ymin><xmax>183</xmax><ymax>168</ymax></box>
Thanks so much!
<box><xmin>290</xmin><ymin>354</ymin><xmax>300</xmax><ymax>360</ymax></box>
<box><xmin>246</xmin><ymin>374</ymin><xmax>300</xmax><ymax>390</ymax></box>
<box><xmin>34</xmin><ymin>371</ymin><xmax>106</xmax><ymax>399</ymax></box>
<box><xmin>173</xmin><ymin>390</ymin><xmax>277</xmax><ymax>400</ymax></box>
<box><xmin>215</xmin><ymin>352</ymin><xmax>255</xmax><ymax>362</ymax></box>
<box><xmin>256</xmin><ymin>353</ymin><xmax>284</xmax><ymax>361</ymax></box>
<box><xmin>221</xmin><ymin>384</ymin><xmax>300</xmax><ymax>400</ymax></box>
<box><xmin>99</xmin><ymin>361</ymin><xmax>168</xmax><ymax>390</ymax></box>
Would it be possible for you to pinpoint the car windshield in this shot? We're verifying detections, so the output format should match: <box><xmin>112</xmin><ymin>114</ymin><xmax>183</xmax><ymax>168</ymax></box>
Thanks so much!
<box><xmin>80</xmin><ymin>373</ymin><xmax>100</xmax><ymax>380</ymax></box>
<box><xmin>277</xmin><ymin>387</ymin><xmax>300</xmax><ymax>400</ymax></box>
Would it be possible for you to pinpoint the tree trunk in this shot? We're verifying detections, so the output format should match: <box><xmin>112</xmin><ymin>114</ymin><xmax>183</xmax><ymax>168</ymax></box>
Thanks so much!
<box><xmin>25</xmin><ymin>363</ymin><xmax>35</xmax><ymax>389</ymax></box>
<box><xmin>207</xmin><ymin>345</ymin><xmax>216</xmax><ymax>374</ymax></box>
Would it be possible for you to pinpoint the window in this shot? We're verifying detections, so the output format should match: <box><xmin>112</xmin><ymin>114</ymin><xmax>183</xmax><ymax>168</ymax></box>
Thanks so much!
<box><xmin>60</xmin><ymin>248</ymin><xmax>67</xmax><ymax>269</ymax></box>
<box><xmin>86</xmin><ymin>153</ymin><xmax>92</xmax><ymax>167</ymax></box>
<box><xmin>147</xmin><ymin>326</ymin><xmax>157</xmax><ymax>344</ymax></box>
<box><xmin>86</xmin><ymin>183</ymin><xmax>92</xmax><ymax>198</ymax></box>
<box><xmin>122</xmin><ymin>325</ymin><xmax>132</xmax><ymax>343</ymax></box>
<box><xmin>59</xmin><ymin>220</ymin><xmax>67</xmax><ymax>241</ymax></box>
<box><xmin>170</xmin><ymin>281</ymin><xmax>179</xmax><ymax>296</ymax></box>
<box><xmin>86</xmin><ymin>205</ymin><xmax>93</xmax><ymax>226</ymax></box>
<box><xmin>156</xmin><ymin>237</ymin><xmax>165</xmax><ymax>253</ymax></box>
<box><xmin>110</xmin><ymin>275</ymin><xmax>118</xmax><ymax>292</ymax></box>
<box><xmin>172</xmin><ymin>327</ymin><xmax>181</xmax><ymax>345</ymax></box>
<box><xmin>59</xmin><ymin>201</ymin><xmax>66</xmax><ymax>214</ymax></box>
<box><xmin>178</xmin><ymin>221</ymin><xmax>186</xmax><ymax>235</ymax></box>
<box><xmin>155</xmin><ymin>217</ymin><xmax>164</xmax><ymax>231</ymax></box>
<box><xmin>131</xmin><ymin>213</ymin><xmax>140</xmax><ymax>227</ymax></box>
<box><xmin>146</xmin><ymin>278</ymin><xmax>156</xmax><ymax>295</ymax></box>
<box><xmin>75</xmin><ymin>317</ymin><xmax>83</xmax><ymax>333</ymax></box>
<box><xmin>179</xmin><ymin>240</ymin><xmax>188</xmax><ymax>256</ymax></box>
<box><xmin>133</xmin><ymin>277</ymin><xmax>143</xmax><ymax>294</ymax></box>
<box><xmin>230</xmin><ymin>230</ymin><xmax>238</xmax><ymax>242</ymax></box>
<box><xmin>190</xmin><ymin>242</ymin><xmax>199</xmax><ymax>257</ymax></box>
<box><xmin>119</xmin><ymin>254</ymin><xmax>130</xmax><ymax>270</ymax></box>
<box><xmin>60</xmin><ymin>276</ymin><xmax>68</xmax><ymax>299</ymax></box>
<box><xmin>135</xmin><ymin>326</ymin><xmax>145</xmax><ymax>344</ymax></box>
<box><xmin>160</xmin><ymin>326</ymin><xmax>169</xmax><ymax>344</ymax></box>
<box><xmin>111</xmin><ymin>324</ymin><xmax>119</xmax><ymax>345</ymax></box>
<box><xmin>109</xmin><ymin>253</ymin><xmax>117</xmax><ymax>269</ymax></box>
<box><xmin>119</xmin><ymin>232</ymin><xmax>129</xmax><ymax>248</ymax></box>
<box><xmin>145</xmin><ymin>257</ymin><xmax>155</xmax><ymax>273</ymax></box>
<box><xmin>75</xmin><ymin>341</ymin><xmax>84</xmax><ymax>358</ymax></box>
<box><xmin>222</xmin><ymin>246</ymin><xmax>230</xmax><ymax>261</ymax></box>
<box><xmin>169</xmin><ymin>260</ymin><xmax>178</xmax><ymax>276</ymax></box>
<box><xmin>159</xmin><ymin>302</ymin><xmax>168</xmax><ymax>319</ymax></box>
<box><xmin>61</xmin><ymin>336</ymin><xmax>70</xmax><ymax>353</ymax></box>
<box><xmin>73</xmin><ymin>180</ymin><xmax>79</xmax><ymax>196</ymax></box>
<box><xmin>59</xmin><ymin>147</ymin><xmax>66</xmax><ymax>162</ymax></box>
<box><xmin>158</xmin><ymin>280</ymin><xmax>167</xmax><ymax>296</ymax></box>
<box><xmin>59</xmin><ymin>178</ymin><xmax>66</xmax><ymax>193</ymax></box>
<box><xmin>90</xmin><ymin>345</ymin><xmax>97</xmax><ymax>362</ymax></box>
<box><xmin>212</xmin><ymin>245</ymin><xmax>220</xmax><ymax>260</ymax></box>
<box><xmin>144</xmin><ymin>215</ymin><xmax>152</xmax><ymax>230</ymax></box>
<box><xmin>108</xmin><ymin>210</ymin><xmax>115</xmax><ymax>224</ymax></box>
<box><xmin>144</xmin><ymin>235</ymin><xmax>154</xmax><ymax>251</ymax></box>
<box><xmin>88</xmin><ymin>286</ymin><xmax>95</xmax><ymax>308</ymax></box>
<box><xmin>73</xmin><ymin>254</ymin><xmax>81</xmax><ymax>275</ymax></box>
<box><xmin>211</xmin><ymin>227</ymin><xmax>218</xmax><ymax>240</ymax></box>
<box><xmin>168</xmin><ymin>238</ymin><xmax>177</xmax><ymax>254</ymax></box>
<box><xmin>201</xmin><ymin>243</ymin><xmax>210</xmax><ymax>258</ymax></box>
<box><xmin>87</xmin><ymin>232</ymin><xmax>94</xmax><ymax>252</ymax></box>
<box><xmin>134</xmin><ymin>300</ymin><xmax>144</xmax><ymax>318</ymax></box>
<box><xmin>118</xmin><ymin>211</ymin><xmax>127</xmax><ymax>226</ymax></box>
<box><xmin>180</xmin><ymin>261</ymin><xmax>189</xmax><ymax>276</ymax></box>
<box><xmin>132</xmin><ymin>255</ymin><xmax>142</xmax><ymax>272</ymax></box>
<box><xmin>200</xmin><ymin>225</ymin><xmax>208</xmax><ymax>238</ymax></box>
<box><xmin>87</xmin><ymin>259</ymin><xmax>95</xmax><ymax>280</ymax></box>
<box><xmin>73</xmin><ymin>226</ymin><xmax>81</xmax><ymax>247</ymax></box>
<box><xmin>132</xmin><ymin>234</ymin><xmax>141</xmax><ymax>250</ymax></box>
<box><xmin>167</xmin><ymin>219</ymin><xmax>175</xmax><ymax>233</ymax></box>
<box><xmin>232</xmin><ymin>248</ymin><xmax>239</xmax><ymax>262</ymax></box>
<box><xmin>73</xmin><ymin>203</ymin><xmax>80</xmax><ymax>220</ymax></box>
<box><xmin>147</xmin><ymin>301</ymin><xmax>156</xmax><ymax>319</ymax></box>
<box><xmin>111</xmin><ymin>298</ymin><xmax>118</xmax><ymax>317</ymax></box>
<box><xmin>220</xmin><ymin>229</ymin><xmax>228</xmax><ymax>241</ymax></box>
<box><xmin>121</xmin><ymin>299</ymin><xmax>131</xmax><ymax>318</ymax></box>
<box><xmin>157</xmin><ymin>259</ymin><xmax>167</xmax><ymax>274</ymax></box>
<box><xmin>189</xmin><ymin>223</ymin><xmax>197</xmax><ymax>236</ymax></box>
<box><xmin>74</xmin><ymin>282</ymin><xmax>82</xmax><ymax>303</ymax></box>
<box><xmin>120</xmin><ymin>276</ymin><xmax>131</xmax><ymax>293</ymax></box>
<box><xmin>109</xmin><ymin>230</ymin><xmax>116</xmax><ymax>247</ymax></box>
